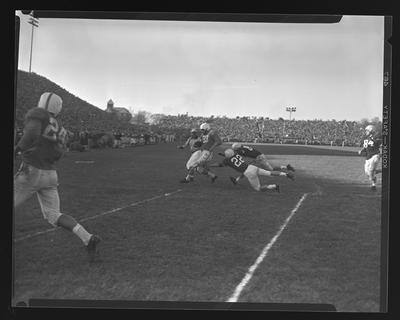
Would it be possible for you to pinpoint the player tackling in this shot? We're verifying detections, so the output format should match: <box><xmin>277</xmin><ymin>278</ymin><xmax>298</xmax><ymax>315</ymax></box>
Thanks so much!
<box><xmin>229</xmin><ymin>143</ymin><xmax>295</xmax><ymax>185</ymax></box>
<box><xmin>218</xmin><ymin>148</ymin><xmax>295</xmax><ymax>192</ymax></box>
<box><xmin>358</xmin><ymin>124</ymin><xmax>382</xmax><ymax>191</ymax></box>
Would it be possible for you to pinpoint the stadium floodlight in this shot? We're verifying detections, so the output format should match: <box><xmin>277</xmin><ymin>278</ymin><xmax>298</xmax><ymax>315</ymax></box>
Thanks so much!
<box><xmin>27</xmin><ymin>11</ymin><xmax>39</xmax><ymax>73</ymax></box>
<box><xmin>286</xmin><ymin>106</ymin><xmax>296</xmax><ymax>120</ymax></box>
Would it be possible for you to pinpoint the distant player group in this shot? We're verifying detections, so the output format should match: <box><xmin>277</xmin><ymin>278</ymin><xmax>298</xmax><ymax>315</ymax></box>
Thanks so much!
<box><xmin>177</xmin><ymin>122</ymin><xmax>295</xmax><ymax>192</ymax></box>
<box><xmin>13</xmin><ymin>91</ymin><xmax>384</xmax><ymax>264</ymax></box>
<box><xmin>177</xmin><ymin>122</ymin><xmax>383</xmax><ymax>192</ymax></box>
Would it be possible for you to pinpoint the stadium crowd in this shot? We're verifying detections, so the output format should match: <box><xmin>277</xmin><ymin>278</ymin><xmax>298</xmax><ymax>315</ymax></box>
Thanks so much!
<box><xmin>155</xmin><ymin>114</ymin><xmax>371</xmax><ymax>146</ymax></box>
<box><xmin>15</xmin><ymin>114</ymin><xmax>375</xmax><ymax>151</ymax></box>
<box><xmin>15</xmin><ymin>70</ymin><xmax>377</xmax><ymax>151</ymax></box>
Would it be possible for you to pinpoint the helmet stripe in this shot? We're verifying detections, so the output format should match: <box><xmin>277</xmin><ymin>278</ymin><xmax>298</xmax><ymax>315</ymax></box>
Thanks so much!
<box><xmin>44</xmin><ymin>92</ymin><xmax>54</xmax><ymax>111</ymax></box>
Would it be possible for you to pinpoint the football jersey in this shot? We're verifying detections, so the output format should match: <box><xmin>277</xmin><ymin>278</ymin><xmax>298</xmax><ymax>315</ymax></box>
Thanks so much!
<box><xmin>236</xmin><ymin>145</ymin><xmax>262</xmax><ymax>158</ymax></box>
<box><xmin>201</xmin><ymin>129</ymin><xmax>222</xmax><ymax>151</ymax></box>
<box><xmin>222</xmin><ymin>154</ymin><xmax>249</xmax><ymax>173</ymax></box>
<box><xmin>361</xmin><ymin>133</ymin><xmax>382</xmax><ymax>160</ymax></box>
<box><xmin>17</xmin><ymin>107</ymin><xmax>65</xmax><ymax>170</ymax></box>
<box><xmin>186</xmin><ymin>137</ymin><xmax>202</xmax><ymax>152</ymax></box>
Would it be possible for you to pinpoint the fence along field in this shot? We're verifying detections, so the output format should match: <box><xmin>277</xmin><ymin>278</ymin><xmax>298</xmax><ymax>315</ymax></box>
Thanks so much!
<box><xmin>12</xmin><ymin>143</ymin><xmax>382</xmax><ymax>312</ymax></box>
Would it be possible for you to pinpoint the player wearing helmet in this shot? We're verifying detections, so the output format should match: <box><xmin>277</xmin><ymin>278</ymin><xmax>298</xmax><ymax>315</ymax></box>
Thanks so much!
<box><xmin>14</xmin><ymin>92</ymin><xmax>101</xmax><ymax>262</ymax></box>
<box><xmin>215</xmin><ymin>148</ymin><xmax>295</xmax><ymax>192</ymax></box>
<box><xmin>177</xmin><ymin>129</ymin><xmax>203</xmax><ymax>181</ymax></box>
<box><xmin>180</xmin><ymin>122</ymin><xmax>221</xmax><ymax>183</ymax></box>
<box><xmin>358</xmin><ymin>124</ymin><xmax>382</xmax><ymax>190</ymax></box>
<box><xmin>229</xmin><ymin>143</ymin><xmax>295</xmax><ymax>185</ymax></box>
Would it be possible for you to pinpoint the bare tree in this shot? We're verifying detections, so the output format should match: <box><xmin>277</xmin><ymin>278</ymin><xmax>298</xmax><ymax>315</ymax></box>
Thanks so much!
<box><xmin>131</xmin><ymin>110</ymin><xmax>152</xmax><ymax>125</ymax></box>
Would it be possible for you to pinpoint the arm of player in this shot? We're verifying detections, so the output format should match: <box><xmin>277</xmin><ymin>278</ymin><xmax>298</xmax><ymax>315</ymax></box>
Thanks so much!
<box><xmin>358</xmin><ymin>147</ymin><xmax>366</xmax><ymax>155</ymax></box>
<box><xmin>208</xmin><ymin>162</ymin><xmax>225</xmax><ymax>167</ymax></box>
<box><xmin>209</xmin><ymin>157</ymin><xmax>227</xmax><ymax>167</ymax></box>
<box><xmin>57</xmin><ymin>127</ymin><xmax>68</xmax><ymax>149</ymax></box>
<box><xmin>177</xmin><ymin>137</ymin><xmax>190</xmax><ymax>149</ymax></box>
<box><xmin>208</xmin><ymin>135</ymin><xmax>222</xmax><ymax>152</ymax></box>
<box><xmin>16</xmin><ymin>119</ymin><xmax>42</xmax><ymax>153</ymax></box>
<box><xmin>377</xmin><ymin>137</ymin><xmax>383</xmax><ymax>157</ymax></box>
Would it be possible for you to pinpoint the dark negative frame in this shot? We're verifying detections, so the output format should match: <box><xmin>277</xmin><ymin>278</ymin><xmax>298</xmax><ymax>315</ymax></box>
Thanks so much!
<box><xmin>11</xmin><ymin>10</ymin><xmax>392</xmax><ymax>314</ymax></box>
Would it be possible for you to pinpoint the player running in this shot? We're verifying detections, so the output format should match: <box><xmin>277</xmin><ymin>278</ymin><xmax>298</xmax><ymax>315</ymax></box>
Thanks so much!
<box><xmin>358</xmin><ymin>124</ymin><xmax>382</xmax><ymax>191</ymax></box>
<box><xmin>229</xmin><ymin>143</ymin><xmax>295</xmax><ymax>185</ymax></box>
<box><xmin>217</xmin><ymin>148</ymin><xmax>295</xmax><ymax>192</ymax></box>
<box><xmin>14</xmin><ymin>92</ymin><xmax>101</xmax><ymax>262</ymax></box>
<box><xmin>180</xmin><ymin>122</ymin><xmax>221</xmax><ymax>183</ymax></box>
<box><xmin>177</xmin><ymin>129</ymin><xmax>203</xmax><ymax>182</ymax></box>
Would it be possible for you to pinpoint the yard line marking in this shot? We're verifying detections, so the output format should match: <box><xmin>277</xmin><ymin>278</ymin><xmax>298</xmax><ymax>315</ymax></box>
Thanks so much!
<box><xmin>227</xmin><ymin>193</ymin><xmax>308</xmax><ymax>303</ymax></box>
<box><xmin>312</xmin><ymin>183</ymin><xmax>323</xmax><ymax>196</ymax></box>
<box><xmin>14</xmin><ymin>189</ymin><xmax>183</xmax><ymax>243</ymax></box>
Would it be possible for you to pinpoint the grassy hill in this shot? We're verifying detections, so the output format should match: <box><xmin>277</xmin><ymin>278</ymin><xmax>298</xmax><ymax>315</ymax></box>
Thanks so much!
<box><xmin>14</xmin><ymin>70</ymin><xmax>125</xmax><ymax>133</ymax></box>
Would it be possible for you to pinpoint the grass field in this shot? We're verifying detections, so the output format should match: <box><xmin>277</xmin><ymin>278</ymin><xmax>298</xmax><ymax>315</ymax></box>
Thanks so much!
<box><xmin>12</xmin><ymin>142</ymin><xmax>384</xmax><ymax>312</ymax></box>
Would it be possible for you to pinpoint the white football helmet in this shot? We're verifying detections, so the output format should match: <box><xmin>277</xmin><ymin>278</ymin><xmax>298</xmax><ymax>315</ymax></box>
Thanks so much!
<box><xmin>231</xmin><ymin>143</ymin><xmax>242</xmax><ymax>150</ymax></box>
<box><xmin>365</xmin><ymin>124</ymin><xmax>375</xmax><ymax>135</ymax></box>
<box><xmin>200</xmin><ymin>123</ymin><xmax>211</xmax><ymax>133</ymax></box>
<box><xmin>224</xmin><ymin>148</ymin><xmax>235</xmax><ymax>158</ymax></box>
<box><xmin>38</xmin><ymin>92</ymin><xmax>63</xmax><ymax>117</ymax></box>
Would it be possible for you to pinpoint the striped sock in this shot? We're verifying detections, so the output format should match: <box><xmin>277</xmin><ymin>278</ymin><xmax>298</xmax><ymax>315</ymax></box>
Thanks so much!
<box><xmin>72</xmin><ymin>224</ymin><xmax>92</xmax><ymax>246</ymax></box>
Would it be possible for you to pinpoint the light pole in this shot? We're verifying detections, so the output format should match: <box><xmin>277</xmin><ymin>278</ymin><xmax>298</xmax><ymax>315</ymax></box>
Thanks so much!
<box><xmin>286</xmin><ymin>106</ymin><xmax>296</xmax><ymax>120</ymax></box>
<box><xmin>28</xmin><ymin>12</ymin><xmax>39</xmax><ymax>73</ymax></box>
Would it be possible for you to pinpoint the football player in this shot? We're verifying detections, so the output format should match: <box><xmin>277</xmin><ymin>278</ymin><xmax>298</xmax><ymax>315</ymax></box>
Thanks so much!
<box><xmin>14</xmin><ymin>92</ymin><xmax>101</xmax><ymax>262</ymax></box>
<box><xmin>177</xmin><ymin>129</ymin><xmax>203</xmax><ymax>182</ymax></box>
<box><xmin>217</xmin><ymin>148</ymin><xmax>295</xmax><ymax>192</ymax></box>
<box><xmin>229</xmin><ymin>143</ymin><xmax>295</xmax><ymax>185</ymax></box>
<box><xmin>358</xmin><ymin>124</ymin><xmax>382</xmax><ymax>191</ymax></box>
<box><xmin>180</xmin><ymin>122</ymin><xmax>221</xmax><ymax>183</ymax></box>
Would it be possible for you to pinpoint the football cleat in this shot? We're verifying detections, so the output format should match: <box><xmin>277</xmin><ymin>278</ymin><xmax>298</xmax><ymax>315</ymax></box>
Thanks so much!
<box><xmin>286</xmin><ymin>164</ymin><xmax>295</xmax><ymax>172</ymax></box>
<box><xmin>180</xmin><ymin>178</ymin><xmax>190</xmax><ymax>183</ymax></box>
<box><xmin>370</xmin><ymin>185</ymin><xmax>377</xmax><ymax>191</ymax></box>
<box><xmin>87</xmin><ymin>235</ymin><xmax>101</xmax><ymax>263</ymax></box>
<box><xmin>230</xmin><ymin>177</ymin><xmax>238</xmax><ymax>185</ymax></box>
<box><xmin>211</xmin><ymin>176</ymin><xmax>218</xmax><ymax>183</ymax></box>
<box><xmin>286</xmin><ymin>171</ymin><xmax>295</xmax><ymax>181</ymax></box>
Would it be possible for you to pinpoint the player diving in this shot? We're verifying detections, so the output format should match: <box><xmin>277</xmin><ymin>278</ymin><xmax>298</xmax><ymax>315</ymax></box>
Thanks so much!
<box><xmin>228</xmin><ymin>143</ymin><xmax>295</xmax><ymax>185</ymax></box>
<box><xmin>216</xmin><ymin>148</ymin><xmax>295</xmax><ymax>192</ymax></box>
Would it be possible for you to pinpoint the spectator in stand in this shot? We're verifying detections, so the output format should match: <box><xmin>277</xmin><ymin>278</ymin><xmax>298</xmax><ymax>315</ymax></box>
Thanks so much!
<box><xmin>79</xmin><ymin>129</ymin><xmax>89</xmax><ymax>151</ymax></box>
<box><xmin>113</xmin><ymin>130</ymin><xmax>122</xmax><ymax>148</ymax></box>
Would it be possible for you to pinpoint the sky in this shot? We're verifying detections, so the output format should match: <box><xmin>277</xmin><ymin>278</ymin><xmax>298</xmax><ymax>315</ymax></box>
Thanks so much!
<box><xmin>15</xmin><ymin>11</ymin><xmax>385</xmax><ymax>121</ymax></box>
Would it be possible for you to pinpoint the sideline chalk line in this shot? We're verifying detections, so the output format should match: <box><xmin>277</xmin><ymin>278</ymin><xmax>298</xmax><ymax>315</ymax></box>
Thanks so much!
<box><xmin>227</xmin><ymin>192</ymin><xmax>309</xmax><ymax>303</ymax></box>
<box><xmin>14</xmin><ymin>189</ymin><xmax>182</xmax><ymax>243</ymax></box>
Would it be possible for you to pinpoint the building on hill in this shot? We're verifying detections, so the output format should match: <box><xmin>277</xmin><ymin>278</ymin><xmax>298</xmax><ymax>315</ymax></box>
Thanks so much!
<box><xmin>105</xmin><ymin>99</ymin><xmax>132</xmax><ymax>122</ymax></box>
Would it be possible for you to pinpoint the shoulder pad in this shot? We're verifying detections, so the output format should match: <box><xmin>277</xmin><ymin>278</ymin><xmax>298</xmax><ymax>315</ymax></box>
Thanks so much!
<box><xmin>25</xmin><ymin>107</ymin><xmax>49</xmax><ymax>122</ymax></box>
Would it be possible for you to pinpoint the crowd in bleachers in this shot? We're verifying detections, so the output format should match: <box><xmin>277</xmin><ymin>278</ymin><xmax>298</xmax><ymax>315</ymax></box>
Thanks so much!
<box><xmin>15</xmin><ymin>113</ymin><xmax>376</xmax><ymax>151</ymax></box>
<box><xmin>15</xmin><ymin>70</ymin><xmax>377</xmax><ymax>151</ymax></box>
<box><xmin>156</xmin><ymin>114</ymin><xmax>371</xmax><ymax>146</ymax></box>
